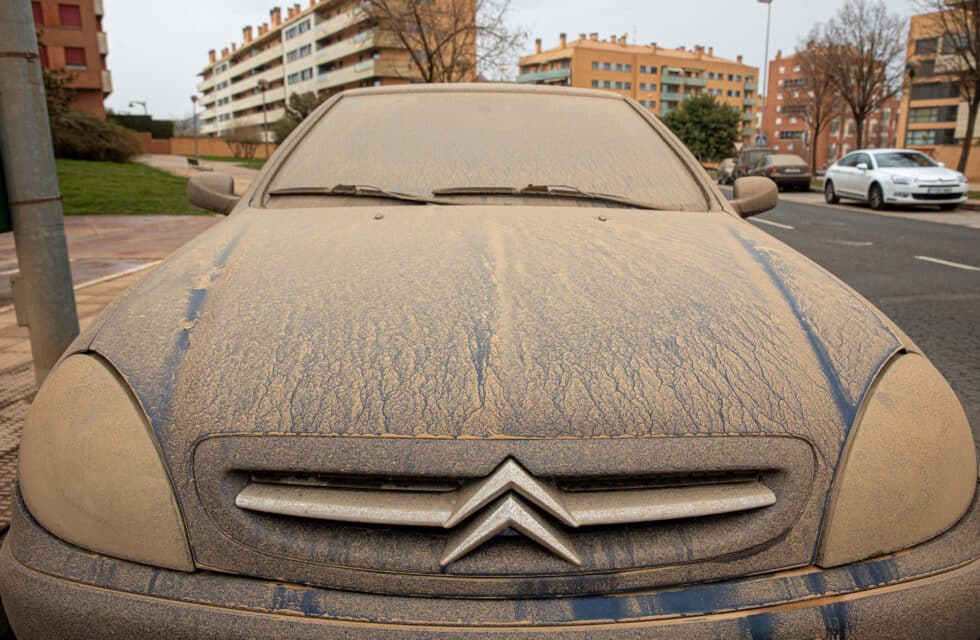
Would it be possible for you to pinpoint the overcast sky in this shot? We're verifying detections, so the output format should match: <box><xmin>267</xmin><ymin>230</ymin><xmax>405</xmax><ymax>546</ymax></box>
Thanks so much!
<box><xmin>102</xmin><ymin>0</ymin><xmax>915</xmax><ymax>120</ymax></box>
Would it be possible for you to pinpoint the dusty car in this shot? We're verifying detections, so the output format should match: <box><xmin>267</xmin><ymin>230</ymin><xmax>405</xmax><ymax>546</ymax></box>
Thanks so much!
<box><xmin>1</xmin><ymin>85</ymin><xmax>977</xmax><ymax>639</ymax></box>
<box><xmin>749</xmin><ymin>154</ymin><xmax>813</xmax><ymax>191</ymax></box>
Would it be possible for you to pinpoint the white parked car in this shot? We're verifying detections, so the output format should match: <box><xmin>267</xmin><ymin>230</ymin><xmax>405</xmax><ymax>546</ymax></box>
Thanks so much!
<box><xmin>823</xmin><ymin>149</ymin><xmax>968</xmax><ymax>211</ymax></box>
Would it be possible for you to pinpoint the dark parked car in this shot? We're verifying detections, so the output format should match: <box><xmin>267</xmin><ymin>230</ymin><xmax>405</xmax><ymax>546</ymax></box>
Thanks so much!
<box><xmin>2</xmin><ymin>85</ymin><xmax>976</xmax><ymax>639</ymax></box>
<box><xmin>736</xmin><ymin>146</ymin><xmax>775</xmax><ymax>178</ymax></box>
<box><xmin>716</xmin><ymin>157</ymin><xmax>736</xmax><ymax>185</ymax></box>
<box><xmin>750</xmin><ymin>154</ymin><xmax>812</xmax><ymax>191</ymax></box>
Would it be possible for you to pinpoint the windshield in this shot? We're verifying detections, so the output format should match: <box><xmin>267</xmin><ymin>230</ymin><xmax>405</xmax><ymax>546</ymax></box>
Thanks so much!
<box><xmin>270</xmin><ymin>90</ymin><xmax>708</xmax><ymax>211</ymax></box>
<box><xmin>874</xmin><ymin>152</ymin><xmax>938</xmax><ymax>169</ymax></box>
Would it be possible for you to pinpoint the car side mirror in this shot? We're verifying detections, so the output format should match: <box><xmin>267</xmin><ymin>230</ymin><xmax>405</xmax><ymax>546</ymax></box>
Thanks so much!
<box><xmin>856</xmin><ymin>163</ymin><xmax>870</xmax><ymax>171</ymax></box>
<box><xmin>188</xmin><ymin>173</ymin><xmax>239</xmax><ymax>215</ymax></box>
<box><xmin>730</xmin><ymin>177</ymin><xmax>778</xmax><ymax>218</ymax></box>
<box><xmin>937</xmin><ymin>161</ymin><xmax>946</xmax><ymax>168</ymax></box>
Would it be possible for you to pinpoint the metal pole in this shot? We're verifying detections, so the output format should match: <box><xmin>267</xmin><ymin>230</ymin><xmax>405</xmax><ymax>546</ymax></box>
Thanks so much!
<box><xmin>191</xmin><ymin>95</ymin><xmax>199</xmax><ymax>162</ymax></box>
<box><xmin>0</xmin><ymin>0</ymin><xmax>80</xmax><ymax>384</ymax></box>
<box><xmin>760</xmin><ymin>0</ymin><xmax>773</xmax><ymax>99</ymax></box>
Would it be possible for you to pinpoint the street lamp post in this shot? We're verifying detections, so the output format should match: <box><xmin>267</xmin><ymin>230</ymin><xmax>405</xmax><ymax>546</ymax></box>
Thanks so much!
<box><xmin>758</xmin><ymin>0</ymin><xmax>774</xmax><ymax>142</ymax></box>
<box><xmin>257</xmin><ymin>79</ymin><xmax>270</xmax><ymax>160</ymax></box>
<box><xmin>128</xmin><ymin>100</ymin><xmax>148</xmax><ymax>115</ymax></box>
<box><xmin>190</xmin><ymin>95</ymin><xmax>199</xmax><ymax>163</ymax></box>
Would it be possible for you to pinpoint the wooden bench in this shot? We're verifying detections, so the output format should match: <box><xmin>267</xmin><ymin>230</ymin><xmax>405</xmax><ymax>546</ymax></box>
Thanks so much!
<box><xmin>186</xmin><ymin>157</ymin><xmax>212</xmax><ymax>171</ymax></box>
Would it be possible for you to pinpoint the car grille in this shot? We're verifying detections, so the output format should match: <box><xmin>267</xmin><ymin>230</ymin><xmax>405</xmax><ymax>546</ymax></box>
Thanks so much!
<box><xmin>913</xmin><ymin>192</ymin><xmax>964</xmax><ymax>201</ymax></box>
<box><xmin>190</xmin><ymin>435</ymin><xmax>819</xmax><ymax>598</ymax></box>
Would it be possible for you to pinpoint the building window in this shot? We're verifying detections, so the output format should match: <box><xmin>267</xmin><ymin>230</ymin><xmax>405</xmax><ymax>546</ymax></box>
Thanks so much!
<box><xmin>285</xmin><ymin>18</ymin><xmax>311</xmax><ymax>40</ymax></box>
<box><xmin>287</xmin><ymin>44</ymin><xmax>312</xmax><ymax>62</ymax></box>
<box><xmin>32</xmin><ymin>2</ymin><xmax>43</xmax><ymax>24</ymax></box>
<box><xmin>910</xmin><ymin>82</ymin><xmax>961</xmax><ymax>100</ymax></box>
<box><xmin>908</xmin><ymin>105</ymin><xmax>959</xmax><ymax>123</ymax></box>
<box><xmin>64</xmin><ymin>46</ymin><xmax>86</xmax><ymax>70</ymax></box>
<box><xmin>639</xmin><ymin>82</ymin><xmax>656</xmax><ymax>91</ymax></box>
<box><xmin>58</xmin><ymin>4</ymin><xmax>82</xmax><ymax>27</ymax></box>
<box><xmin>640</xmin><ymin>65</ymin><xmax>657</xmax><ymax>75</ymax></box>
<box><xmin>906</xmin><ymin>128</ymin><xmax>956</xmax><ymax>145</ymax></box>
<box><xmin>779</xmin><ymin>130</ymin><xmax>804</xmax><ymax>140</ymax></box>
<box><xmin>288</xmin><ymin>68</ymin><xmax>314</xmax><ymax>84</ymax></box>
<box><xmin>914</xmin><ymin>38</ymin><xmax>938</xmax><ymax>55</ymax></box>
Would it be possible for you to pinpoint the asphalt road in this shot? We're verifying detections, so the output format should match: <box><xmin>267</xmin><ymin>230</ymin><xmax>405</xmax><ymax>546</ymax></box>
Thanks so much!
<box><xmin>745</xmin><ymin>198</ymin><xmax>980</xmax><ymax>445</ymax></box>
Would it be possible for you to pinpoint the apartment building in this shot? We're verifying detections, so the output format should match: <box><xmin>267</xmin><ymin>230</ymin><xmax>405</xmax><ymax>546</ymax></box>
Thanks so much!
<box><xmin>517</xmin><ymin>33</ymin><xmax>760</xmax><ymax>142</ymax></box>
<box><xmin>31</xmin><ymin>0</ymin><xmax>111</xmax><ymax>118</ymax></box>
<box><xmin>197</xmin><ymin>1</ymin><xmax>472</xmax><ymax>138</ymax></box>
<box><xmin>763</xmin><ymin>50</ymin><xmax>900</xmax><ymax>170</ymax></box>
<box><xmin>895</xmin><ymin>10</ymin><xmax>980</xmax><ymax>176</ymax></box>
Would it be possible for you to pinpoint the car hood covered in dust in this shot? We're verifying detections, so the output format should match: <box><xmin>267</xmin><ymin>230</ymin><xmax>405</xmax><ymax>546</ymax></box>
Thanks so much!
<box><xmin>70</xmin><ymin>205</ymin><xmax>905</xmax><ymax>478</ymax></box>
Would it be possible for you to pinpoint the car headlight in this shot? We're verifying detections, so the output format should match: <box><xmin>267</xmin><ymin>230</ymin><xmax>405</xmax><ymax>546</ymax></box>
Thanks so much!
<box><xmin>19</xmin><ymin>354</ymin><xmax>194</xmax><ymax>571</ymax></box>
<box><xmin>890</xmin><ymin>175</ymin><xmax>911</xmax><ymax>185</ymax></box>
<box><xmin>816</xmin><ymin>353</ymin><xmax>976</xmax><ymax>568</ymax></box>
<box><xmin>958</xmin><ymin>173</ymin><xmax>969</xmax><ymax>184</ymax></box>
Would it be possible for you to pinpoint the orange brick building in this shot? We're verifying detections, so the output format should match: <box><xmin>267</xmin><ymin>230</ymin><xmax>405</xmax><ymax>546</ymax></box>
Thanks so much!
<box><xmin>30</xmin><ymin>0</ymin><xmax>111</xmax><ymax>118</ymax></box>
<box><xmin>518</xmin><ymin>34</ymin><xmax>761</xmax><ymax>144</ymax></box>
<box><xmin>763</xmin><ymin>50</ymin><xmax>900</xmax><ymax>171</ymax></box>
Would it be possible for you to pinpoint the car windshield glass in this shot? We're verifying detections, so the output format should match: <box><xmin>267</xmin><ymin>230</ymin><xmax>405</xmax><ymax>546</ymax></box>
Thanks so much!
<box><xmin>874</xmin><ymin>152</ymin><xmax>938</xmax><ymax>168</ymax></box>
<box><xmin>270</xmin><ymin>90</ymin><xmax>708</xmax><ymax>211</ymax></box>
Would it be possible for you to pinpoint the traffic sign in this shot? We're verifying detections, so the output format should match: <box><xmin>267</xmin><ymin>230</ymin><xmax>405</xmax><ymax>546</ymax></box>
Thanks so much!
<box><xmin>755</xmin><ymin>135</ymin><xmax>768</xmax><ymax>147</ymax></box>
<box><xmin>734</xmin><ymin>142</ymin><xmax>744</xmax><ymax>152</ymax></box>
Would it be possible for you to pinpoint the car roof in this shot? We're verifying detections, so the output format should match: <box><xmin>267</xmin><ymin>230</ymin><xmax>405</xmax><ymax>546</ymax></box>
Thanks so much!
<box><xmin>340</xmin><ymin>82</ymin><xmax>628</xmax><ymax>102</ymax></box>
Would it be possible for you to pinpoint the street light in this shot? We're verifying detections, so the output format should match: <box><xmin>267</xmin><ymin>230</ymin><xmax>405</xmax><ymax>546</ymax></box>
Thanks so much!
<box><xmin>257</xmin><ymin>79</ymin><xmax>270</xmax><ymax>160</ymax></box>
<box><xmin>190</xmin><ymin>95</ymin><xmax>199</xmax><ymax>164</ymax></box>
<box><xmin>758</xmin><ymin>0</ymin><xmax>774</xmax><ymax>142</ymax></box>
<box><xmin>128</xmin><ymin>100</ymin><xmax>148</xmax><ymax>115</ymax></box>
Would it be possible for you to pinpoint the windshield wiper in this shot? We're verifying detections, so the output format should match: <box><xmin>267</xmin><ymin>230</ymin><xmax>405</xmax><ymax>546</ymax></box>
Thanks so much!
<box><xmin>431</xmin><ymin>184</ymin><xmax>662</xmax><ymax>210</ymax></box>
<box><xmin>268</xmin><ymin>184</ymin><xmax>453</xmax><ymax>206</ymax></box>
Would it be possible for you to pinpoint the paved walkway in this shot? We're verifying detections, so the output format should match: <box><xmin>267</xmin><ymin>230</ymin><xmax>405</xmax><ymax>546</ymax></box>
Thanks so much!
<box><xmin>134</xmin><ymin>154</ymin><xmax>261</xmax><ymax>196</ymax></box>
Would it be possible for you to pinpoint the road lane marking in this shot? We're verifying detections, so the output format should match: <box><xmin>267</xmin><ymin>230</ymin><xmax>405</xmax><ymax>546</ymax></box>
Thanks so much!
<box><xmin>914</xmin><ymin>256</ymin><xmax>980</xmax><ymax>272</ymax></box>
<box><xmin>751</xmin><ymin>219</ymin><xmax>795</xmax><ymax>230</ymax></box>
<box><xmin>836</xmin><ymin>240</ymin><xmax>873</xmax><ymax>247</ymax></box>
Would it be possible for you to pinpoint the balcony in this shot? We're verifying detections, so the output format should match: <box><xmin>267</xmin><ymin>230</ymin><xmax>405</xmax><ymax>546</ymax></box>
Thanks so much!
<box><xmin>316</xmin><ymin>32</ymin><xmax>374</xmax><ymax>64</ymax></box>
<box><xmin>516</xmin><ymin>68</ymin><xmax>571</xmax><ymax>84</ymax></box>
<box><xmin>742</xmin><ymin>127</ymin><xmax>756</xmax><ymax>137</ymax></box>
<box><xmin>101</xmin><ymin>69</ymin><xmax>112</xmax><ymax>95</ymax></box>
<box><xmin>685</xmin><ymin>77</ymin><xmax>707</xmax><ymax>87</ymax></box>
<box><xmin>94</xmin><ymin>0</ymin><xmax>103</xmax><ymax>16</ymax></box>
<box><xmin>743</xmin><ymin>112</ymin><xmax>756</xmax><ymax>122</ymax></box>
<box><xmin>233</xmin><ymin>46</ymin><xmax>283</xmax><ymax>74</ymax></box>
<box><xmin>744</xmin><ymin>97</ymin><xmax>758</xmax><ymax>107</ymax></box>
<box><xmin>745</xmin><ymin>82</ymin><xmax>758</xmax><ymax>92</ymax></box>
<box><xmin>661</xmin><ymin>90</ymin><xmax>685</xmax><ymax>102</ymax></box>
<box><xmin>230</xmin><ymin>86</ymin><xmax>286</xmax><ymax>113</ymax></box>
<box><xmin>97</xmin><ymin>32</ymin><xmax>108</xmax><ymax>56</ymax></box>
<box><xmin>315</xmin><ymin>5</ymin><xmax>368</xmax><ymax>38</ymax></box>
<box><xmin>661</xmin><ymin>75</ymin><xmax>683</xmax><ymax>86</ymax></box>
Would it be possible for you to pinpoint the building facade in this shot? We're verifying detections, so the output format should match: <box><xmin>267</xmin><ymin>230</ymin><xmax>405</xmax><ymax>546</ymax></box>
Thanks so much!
<box><xmin>197</xmin><ymin>1</ymin><xmax>472</xmax><ymax>138</ymax></box>
<box><xmin>763</xmin><ymin>50</ymin><xmax>900</xmax><ymax>171</ymax></box>
<box><xmin>31</xmin><ymin>0</ymin><xmax>111</xmax><ymax>118</ymax></box>
<box><xmin>895</xmin><ymin>10</ymin><xmax>980</xmax><ymax>177</ymax></box>
<box><xmin>517</xmin><ymin>34</ymin><xmax>760</xmax><ymax>142</ymax></box>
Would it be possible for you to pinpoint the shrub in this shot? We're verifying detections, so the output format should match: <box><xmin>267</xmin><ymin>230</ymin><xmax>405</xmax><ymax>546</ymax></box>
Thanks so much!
<box><xmin>222</xmin><ymin>125</ymin><xmax>263</xmax><ymax>159</ymax></box>
<box><xmin>51</xmin><ymin>111</ymin><xmax>142</xmax><ymax>163</ymax></box>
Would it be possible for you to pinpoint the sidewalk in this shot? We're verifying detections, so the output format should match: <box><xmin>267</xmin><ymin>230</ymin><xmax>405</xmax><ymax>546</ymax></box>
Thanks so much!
<box><xmin>777</xmin><ymin>189</ymin><xmax>980</xmax><ymax>229</ymax></box>
<box><xmin>134</xmin><ymin>154</ymin><xmax>261</xmax><ymax>196</ymax></box>
<box><xmin>0</xmin><ymin>269</ymin><xmax>153</xmax><ymax>530</ymax></box>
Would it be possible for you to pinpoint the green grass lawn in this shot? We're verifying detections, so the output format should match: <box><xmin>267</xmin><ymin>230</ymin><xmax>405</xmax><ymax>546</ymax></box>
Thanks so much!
<box><xmin>182</xmin><ymin>154</ymin><xmax>267</xmax><ymax>170</ymax></box>
<box><xmin>57</xmin><ymin>158</ymin><xmax>210</xmax><ymax>215</ymax></box>
<box><xmin>969</xmin><ymin>191</ymin><xmax>980</xmax><ymax>200</ymax></box>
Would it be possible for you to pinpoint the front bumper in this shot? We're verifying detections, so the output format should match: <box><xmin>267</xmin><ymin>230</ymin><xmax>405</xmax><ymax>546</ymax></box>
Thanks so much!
<box><xmin>883</xmin><ymin>182</ymin><xmax>967</xmax><ymax>205</ymax></box>
<box><xmin>2</xmin><ymin>489</ymin><xmax>978</xmax><ymax>639</ymax></box>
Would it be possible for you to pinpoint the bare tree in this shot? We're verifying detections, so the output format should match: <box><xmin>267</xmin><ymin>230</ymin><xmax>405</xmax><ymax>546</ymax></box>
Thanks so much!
<box><xmin>222</xmin><ymin>125</ymin><xmax>262</xmax><ymax>160</ymax></box>
<box><xmin>915</xmin><ymin>0</ymin><xmax>980</xmax><ymax>172</ymax></box>
<box><xmin>824</xmin><ymin>0</ymin><xmax>907</xmax><ymax>148</ymax></box>
<box><xmin>360</xmin><ymin>0</ymin><xmax>526</xmax><ymax>82</ymax></box>
<box><xmin>786</xmin><ymin>32</ymin><xmax>840</xmax><ymax>172</ymax></box>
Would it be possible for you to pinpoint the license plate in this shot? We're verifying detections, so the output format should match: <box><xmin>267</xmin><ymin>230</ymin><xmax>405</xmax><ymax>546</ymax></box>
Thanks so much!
<box><xmin>927</xmin><ymin>187</ymin><xmax>953</xmax><ymax>194</ymax></box>
<box><xmin>783</xmin><ymin>169</ymin><xmax>801</xmax><ymax>174</ymax></box>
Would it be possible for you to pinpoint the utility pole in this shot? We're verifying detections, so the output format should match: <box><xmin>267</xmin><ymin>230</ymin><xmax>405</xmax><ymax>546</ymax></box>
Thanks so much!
<box><xmin>257</xmin><ymin>79</ymin><xmax>270</xmax><ymax>160</ymax></box>
<box><xmin>0</xmin><ymin>0</ymin><xmax>79</xmax><ymax>384</ymax></box>
<box><xmin>191</xmin><ymin>95</ymin><xmax>199</xmax><ymax>163</ymax></box>
<box><xmin>758</xmin><ymin>0</ymin><xmax>775</xmax><ymax>140</ymax></box>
